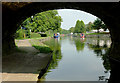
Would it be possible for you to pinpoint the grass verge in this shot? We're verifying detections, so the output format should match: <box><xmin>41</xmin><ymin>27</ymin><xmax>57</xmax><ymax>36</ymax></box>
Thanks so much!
<box><xmin>29</xmin><ymin>38</ymin><xmax>53</xmax><ymax>53</ymax></box>
<box><xmin>33</xmin><ymin>45</ymin><xmax>52</xmax><ymax>53</ymax></box>
<box><xmin>86</xmin><ymin>32</ymin><xmax>109</xmax><ymax>35</ymax></box>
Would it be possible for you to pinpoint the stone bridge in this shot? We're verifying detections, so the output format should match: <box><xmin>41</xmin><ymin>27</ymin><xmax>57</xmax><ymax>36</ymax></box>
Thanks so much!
<box><xmin>2</xmin><ymin>2</ymin><xmax>120</xmax><ymax>82</ymax></box>
<box><xmin>2</xmin><ymin>2</ymin><xmax>120</xmax><ymax>58</ymax></box>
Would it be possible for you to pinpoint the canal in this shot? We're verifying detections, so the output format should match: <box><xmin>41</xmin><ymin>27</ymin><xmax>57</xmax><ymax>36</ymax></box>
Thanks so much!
<box><xmin>40</xmin><ymin>36</ymin><xmax>111</xmax><ymax>81</ymax></box>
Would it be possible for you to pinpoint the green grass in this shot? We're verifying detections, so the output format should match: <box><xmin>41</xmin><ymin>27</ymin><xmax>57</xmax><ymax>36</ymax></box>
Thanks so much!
<box><xmin>29</xmin><ymin>38</ymin><xmax>53</xmax><ymax>53</ymax></box>
<box><xmin>33</xmin><ymin>45</ymin><xmax>53</xmax><ymax>53</ymax></box>
<box><xmin>15</xmin><ymin>32</ymin><xmax>41</xmax><ymax>39</ymax></box>
<box><xmin>15</xmin><ymin>36</ymin><xmax>49</xmax><ymax>40</ymax></box>
<box><xmin>86</xmin><ymin>32</ymin><xmax>109</xmax><ymax>35</ymax></box>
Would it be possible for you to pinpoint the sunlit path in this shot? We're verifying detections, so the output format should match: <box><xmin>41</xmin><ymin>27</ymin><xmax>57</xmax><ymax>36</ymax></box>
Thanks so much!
<box><xmin>2</xmin><ymin>39</ymin><xmax>51</xmax><ymax>81</ymax></box>
<box><xmin>15</xmin><ymin>39</ymin><xmax>39</xmax><ymax>54</ymax></box>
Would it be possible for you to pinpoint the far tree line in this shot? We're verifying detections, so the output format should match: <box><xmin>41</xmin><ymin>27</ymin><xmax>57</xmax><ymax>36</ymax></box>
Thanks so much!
<box><xmin>69</xmin><ymin>18</ymin><xmax>107</xmax><ymax>34</ymax></box>
<box><xmin>15</xmin><ymin>9</ymin><xmax>108</xmax><ymax>39</ymax></box>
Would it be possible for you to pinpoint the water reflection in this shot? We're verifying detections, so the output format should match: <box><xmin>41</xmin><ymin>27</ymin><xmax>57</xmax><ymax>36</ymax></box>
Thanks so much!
<box><xmin>38</xmin><ymin>37</ymin><xmax>114</xmax><ymax>81</ymax></box>
<box><xmin>73</xmin><ymin>38</ymin><xmax>86</xmax><ymax>52</ymax></box>
<box><xmin>40</xmin><ymin>38</ymin><xmax>62</xmax><ymax>80</ymax></box>
<box><xmin>86</xmin><ymin>39</ymin><xmax>111</xmax><ymax>81</ymax></box>
<box><xmin>87</xmin><ymin>38</ymin><xmax>112</xmax><ymax>81</ymax></box>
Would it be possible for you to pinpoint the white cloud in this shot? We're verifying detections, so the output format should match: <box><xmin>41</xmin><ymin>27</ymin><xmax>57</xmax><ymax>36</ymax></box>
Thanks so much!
<box><xmin>57</xmin><ymin>9</ymin><xmax>97</xmax><ymax>30</ymax></box>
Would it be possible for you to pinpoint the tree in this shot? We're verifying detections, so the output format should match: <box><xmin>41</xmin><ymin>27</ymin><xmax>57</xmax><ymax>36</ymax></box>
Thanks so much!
<box><xmin>80</xmin><ymin>20</ymin><xmax>86</xmax><ymax>33</ymax></box>
<box><xmin>92</xmin><ymin>18</ymin><xmax>107</xmax><ymax>33</ymax></box>
<box><xmin>92</xmin><ymin>18</ymin><xmax>102</xmax><ymax>33</ymax></box>
<box><xmin>69</xmin><ymin>27</ymin><xmax>74</xmax><ymax>33</ymax></box>
<box><xmin>57</xmin><ymin>28</ymin><xmax>62</xmax><ymax>34</ymax></box>
<box><xmin>86</xmin><ymin>22</ymin><xmax>93</xmax><ymax>32</ymax></box>
<box><xmin>101</xmin><ymin>24</ymin><xmax>107</xmax><ymax>31</ymax></box>
<box><xmin>74</xmin><ymin>20</ymin><xmax>85</xmax><ymax>33</ymax></box>
<box><xmin>61</xmin><ymin>29</ymin><xmax>70</xmax><ymax>34</ymax></box>
<box><xmin>21</xmin><ymin>10</ymin><xmax>62</xmax><ymax>33</ymax></box>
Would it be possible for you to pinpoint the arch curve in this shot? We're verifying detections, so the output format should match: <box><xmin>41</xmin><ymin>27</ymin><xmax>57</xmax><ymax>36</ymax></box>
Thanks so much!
<box><xmin>2</xmin><ymin>2</ymin><xmax>120</xmax><ymax>82</ymax></box>
<box><xmin>2</xmin><ymin>2</ymin><xmax>120</xmax><ymax>56</ymax></box>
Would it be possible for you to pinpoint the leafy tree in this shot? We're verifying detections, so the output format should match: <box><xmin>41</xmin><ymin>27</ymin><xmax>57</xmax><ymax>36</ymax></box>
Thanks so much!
<box><xmin>74</xmin><ymin>20</ymin><xmax>81</xmax><ymax>33</ymax></box>
<box><xmin>101</xmin><ymin>24</ymin><xmax>107</xmax><ymax>31</ymax></box>
<box><xmin>74</xmin><ymin>20</ymin><xmax>85</xmax><ymax>33</ymax></box>
<box><xmin>80</xmin><ymin>20</ymin><xmax>86</xmax><ymax>33</ymax></box>
<box><xmin>57</xmin><ymin>28</ymin><xmax>62</xmax><ymax>34</ymax></box>
<box><xmin>15</xmin><ymin>29</ymin><xmax>25</xmax><ymax>39</ymax></box>
<box><xmin>15</xmin><ymin>10</ymin><xmax>63</xmax><ymax>38</ymax></box>
<box><xmin>92</xmin><ymin>18</ymin><xmax>102</xmax><ymax>33</ymax></box>
<box><xmin>61</xmin><ymin>29</ymin><xmax>70</xmax><ymax>34</ymax></box>
<box><xmin>86</xmin><ymin>22</ymin><xmax>93</xmax><ymax>32</ymax></box>
<box><xmin>92</xmin><ymin>18</ymin><xmax>107</xmax><ymax>32</ymax></box>
<box><xmin>21</xmin><ymin>10</ymin><xmax>62</xmax><ymax>33</ymax></box>
<box><xmin>69</xmin><ymin>27</ymin><xmax>74</xmax><ymax>33</ymax></box>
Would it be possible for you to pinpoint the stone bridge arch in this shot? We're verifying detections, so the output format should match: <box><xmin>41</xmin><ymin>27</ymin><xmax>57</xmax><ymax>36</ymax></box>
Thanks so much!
<box><xmin>2</xmin><ymin>2</ymin><xmax>120</xmax><ymax>82</ymax></box>
<box><xmin>2</xmin><ymin>2</ymin><xmax>120</xmax><ymax>59</ymax></box>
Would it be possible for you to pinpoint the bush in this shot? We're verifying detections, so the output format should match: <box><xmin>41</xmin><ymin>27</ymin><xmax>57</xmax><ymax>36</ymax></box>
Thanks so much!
<box><xmin>45</xmin><ymin>30</ymin><xmax>54</xmax><ymax>37</ymax></box>
<box><xmin>15</xmin><ymin>30</ymin><xmax>41</xmax><ymax>39</ymax></box>
<box><xmin>30</xmin><ymin>33</ymin><xmax>41</xmax><ymax>38</ymax></box>
<box><xmin>25</xmin><ymin>30</ymin><xmax>30</xmax><ymax>38</ymax></box>
<box><xmin>15</xmin><ymin>29</ymin><xmax>25</xmax><ymax>39</ymax></box>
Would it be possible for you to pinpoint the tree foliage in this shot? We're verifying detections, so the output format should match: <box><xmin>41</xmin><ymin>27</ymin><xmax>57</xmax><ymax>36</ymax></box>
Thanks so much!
<box><xmin>85</xmin><ymin>22</ymin><xmax>93</xmax><ymax>32</ymax></box>
<box><xmin>74</xmin><ymin>20</ymin><xmax>85</xmax><ymax>33</ymax></box>
<box><xmin>22</xmin><ymin>10</ymin><xmax>62</xmax><ymax>32</ymax></box>
<box><xmin>61</xmin><ymin>29</ymin><xmax>70</xmax><ymax>34</ymax></box>
<box><xmin>69</xmin><ymin>27</ymin><xmax>74</xmax><ymax>33</ymax></box>
<box><xmin>101</xmin><ymin>24</ymin><xmax>107</xmax><ymax>31</ymax></box>
<box><xmin>92</xmin><ymin>18</ymin><xmax>102</xmax><ymax>32</ymax></box>
<box><xmin>92</xmin><ymin>18</ymin><xmax>107</xmax><ymax>32</ymax></box>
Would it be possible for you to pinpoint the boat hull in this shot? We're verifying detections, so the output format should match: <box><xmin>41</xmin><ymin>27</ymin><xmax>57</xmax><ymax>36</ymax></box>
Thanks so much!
<box><xmin>54</xmin><ymin>35</ymin><xmax>59</xmax><ymax>38</ymax></box>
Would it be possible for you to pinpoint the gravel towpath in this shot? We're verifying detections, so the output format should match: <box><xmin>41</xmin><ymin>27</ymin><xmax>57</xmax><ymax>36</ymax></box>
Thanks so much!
<box><xmin>2</xmin><ymin>39</ymin><xmax>51</xmax><ymax>81</ymax></box>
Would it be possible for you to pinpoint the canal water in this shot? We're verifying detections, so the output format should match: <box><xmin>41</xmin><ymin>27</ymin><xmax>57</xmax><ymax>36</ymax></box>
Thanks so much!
<box><xmin>41</xmin><ymin>36</ymin><xmax>111</xmax><ymax>81</ymax></box>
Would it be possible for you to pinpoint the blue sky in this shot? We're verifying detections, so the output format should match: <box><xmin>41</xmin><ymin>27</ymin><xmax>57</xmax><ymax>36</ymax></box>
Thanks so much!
<box><xmin>57</xmin><ymin>9</ymin><xmax>97</xmax><ymax>30</ymax></box>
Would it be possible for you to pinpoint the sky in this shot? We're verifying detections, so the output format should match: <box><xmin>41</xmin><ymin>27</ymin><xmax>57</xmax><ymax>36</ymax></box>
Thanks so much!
<box><xmin>57</xmin><ymin>9</ymin><xmax>97</xmax><ymax>30</ymax></box>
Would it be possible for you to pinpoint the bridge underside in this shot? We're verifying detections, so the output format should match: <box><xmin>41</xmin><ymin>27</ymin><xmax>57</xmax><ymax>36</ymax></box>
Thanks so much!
<box><xmin>2</xmin><ymin>2</ymin><xmax>120</xmax><ymax>58</ymax></box>
<box><xmin>2</xmin><ymin>2</ymin><xmax>120</xmax><ymax>82</ymax></box>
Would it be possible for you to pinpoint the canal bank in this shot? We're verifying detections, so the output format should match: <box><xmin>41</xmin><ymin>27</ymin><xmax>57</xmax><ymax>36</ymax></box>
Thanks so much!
<box><xmin>86</xmin><ymin>34</ymin><xmax>110</xmax><ymax>38</ymax></box>
<box><xmin>2</xmin><ymin>36</ymin><xmax>112</xmax><ymax>81</ymax></box>
<box><xmin>2</xmin><ymin>37</ymin><xmax>52</xmax><ymax>81</ymax></box>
